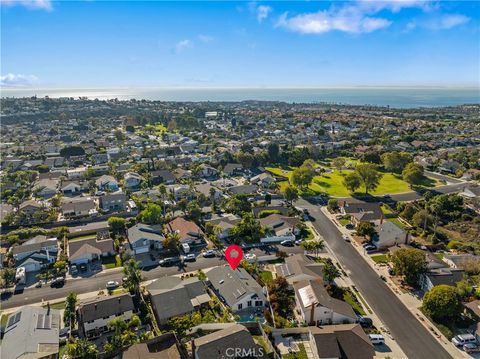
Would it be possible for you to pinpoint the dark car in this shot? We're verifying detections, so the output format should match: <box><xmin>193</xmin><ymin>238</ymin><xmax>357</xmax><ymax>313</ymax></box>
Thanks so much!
<box><xmin>359</xmin><ymin>317</ymin><xmax>373</xmax><ymax>328</ymax></box>
<box><xmin>79</xmin><ymin>263</ymin><xmax>88</xmax><ymax>272</ymax></box>
<box><xmin>50</xmin><ymin>277</ymin><xmax>65</xmax><ymax>288</ymax></box>
<box><xmin>159</xmin><ymin>257</ymin><xmax>181</xmax><ymax>266</ymax></box>
<box><xmin>345</xmin><ymin>223</ymin><xmax>355</xmax><ymax>230</ymax></box>
<box><xmin>281</xmin><ymin>240</ymin><xmax>294</xmax><ymax>247</ymax></box>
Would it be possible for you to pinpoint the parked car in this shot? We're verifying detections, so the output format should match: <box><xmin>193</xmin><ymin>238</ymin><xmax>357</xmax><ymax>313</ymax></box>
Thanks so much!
<box><xmin>50</xmin><ymin>277</ymin><xmax>65</xmax><ymax>288</ymax></box>
<box><xmin>106</xmin><ymin>280</ymin><xmax>119</xmax><ymax>290</ymax></box>
<box><xmin>342</xmin><ymin>234</ymin><xmax>350</xmax><ymax>242</ymax></box>
<box><xmin>245</xmin><ymin>253</ymin><xmax>257</xmax><ymax>262</ymax></box>
<box><xmin>452</xmin><ymin>334</ymin><xmax>477</xmax><ymax>347</ymax></box>
<box><xmin>362</xmin><ymin>242</ymin><xmax>373</xmax><ymax>248</ymax></box>
<box><xmin>345</xmin><ymin>223</ymin><xmax>355</xmax><ymax>230</ymax></box>
<box><xmin>184</xmin><ymin>253</ymin><xmax>196</xmax><ymax>262</ymax></box>
<box><xmin>364</xmin><ymin>244</ymin><xmax>376</xmax><ymax>251</ymax></box>
<box><xmin>202</xmin><ymin>250</ymin><xmax>216</xmax><ymax>258</ymax></box>
<box><xmin>70</xmin><ymin>265</ymin><xmax>78</xmax><ymax>275</ymax></box>
<box><xmin>368</xmin><ymin>334</ymin><xmax>385</xmax><ymax>345</ymax></box>
<box><xmin>79</xmin><ymin>263</ymin><xmax>88</xmax><ymax>272</ymax></box>
<box><xmin>294</xmin><ymin>239</ymin><xmax>302</xmax><ymax>245</ymax></box>
<box><xmin>463</xmin><ymin>343</ymin><xmax>480</xmax><ymax>353</ymax></box>
<box><xmin>281</xmin><ymin>240</ymin><xmax>294</xmax><ymax>247</ymax></box>
<box><xmin>159</xmin><ymin>257</ymin><xmax>181</xmax><ymax>266</ymax></box>
<box><xmin>359</xmin><ymin>317</ymin><xmax>373</xmax><ymax>328</ymax></box>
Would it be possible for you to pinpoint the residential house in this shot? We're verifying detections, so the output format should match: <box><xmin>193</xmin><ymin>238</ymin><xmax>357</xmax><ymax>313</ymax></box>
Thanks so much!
<box><xmin>250</xmin><ymin>172</ymin><xmax>275</xmax><ymax>188</ymax></box>
<box><xmin>19</xmin><ymin>200</ymin><xmax>44</xmax><ymax>216</ymax></box>
<box><xmin>95</xmin><ymin>175</ymin><xmax>119</xmax><ymax>192</ymax></box>
<box><xmin>68</xmin><ymin>221</ymin><xmax>110</xmax><ymax>238</ymax></box>
<box><xmin>99</xmin><ymin>191</ymin><xmax>127</xmax><ymax>211</ymax></box>
<box><xmin>1</xmin><ymin>305</ymin><xmax>60</xmax><ymax>359</ymax></box>
<box><xmin>207</xmin><ymin>214</ymin><xmax>241</xmax><ymax>239</ymax></box>
<box><xmin>166</xmin><ymin>217</ymin><xmax>204</xmax><ymax>244</ymax></box>
<box><xmin>124</xmin><ymin>172</ymin><xmax>143</xmax><ymax>190</ymax></box>
<box><xmin>259</xmin><ymin>214</ymin><xmax>300</xmax><ymax>243</ymax></box>
<box><xmin>68</xmin><ymin>233</ymin><xmax>114</xmax><ymax>265</ymax></box>
<box><xmin>193</xmin><ymin>324</ymin><xmax>266</xmax><ymax>359</ymax></box>
<box><xmin>276</xmin><ymin>254</ymin><xmax>325</xmax><ymax>286</ymax></box>
<box><xmin>207</xmin><ymin>265</ymin><xmax>266</xmax><ymax>313</ymax></box>
<box><xmin>148</xmin><ymin>276</ymin><xmax>210</xmax><ymax>324</ymax></box>
<box><xmin>294</xmin><ymin>279</ymin><xmax>357</xmax><ymax>326</ymax></box>
<box><xmin>0</xmin><ymin>203</ymin><xmax>14</xmax><ymax>221</ymax></box>
<box><xmin>464</xmin><ymin>300</ymin><xmax>480</xmax><ymax>321</ymax></box>
<box><xmin>13</xmin><ymin>236</ymin><xmax>58</xmax><ymax>272</ymax></box>
<box><xmin>252</xmin><ymin>206</ymin><xmax>289</xmax><ymax>218</ymax></box>
<box><xmin>150</xmin><ymin>169</ymin><xmax>176</xmax><ymax>185</ymax></box>
<box><xmin>443</xmin><ymin>253</ymin><xmax>479</xmax><ymax>269</ymax></box>
<box><xmin>340</xmin><ymin>202</ymin><xmax>383</xmax><ymax>225</ymax></box>
<box><xmin>77</xmin><ymin>293</ymin><xmax>135</xmax><ymax>338</ymax></box>
<box><xmin>223</xmin><ymin>163</ymin><xmax>243</xmax><ymax>177</ymax></box>
<box><xmin>119</xmin><ymin>333</ymin><xmax>182</xmax><ymax>359</ymax></box>
<box><xmin>372</xmin><ymin>221</ymin><xmax>409</xmax><ymax>249</ymax></box>
<box><xmin>66</xmin><ymin>167</ymin><xmax>86</xmax><ymax>179</ymax></box>
<box><xmin>228</xmin><ymin>184</ymin><xmax>258</xmax><ymax>196</ymax></box>
<box><xmin>61</xmin><ymin>197</ymin><xmax>96</xmax><ymax>218</ymax></box>
<box><xmin>195</xmin><ymin>183</ymin><xmax>223</xmax><ymax>201</ymax></box>
<box><xmin>167</xmin><ymin>184</ymin><xmax>191</xmax><ymax>200</ymax></box>
<box><xmin>127</xmin><ymin>223</ymin><xmax>165</xmax><ymax>254</ymax></box>
<box><xmin>308</xmin><ymin>324</ymin><xmax>374</xmax><ymax>359</ymax></box>
<box><xmin>60</xmin><ymin>180</ymin><xmax>88</xmax><ymax>195</ymax></box>
<box><xmin>420</xmin><ymin>268</ymin><xmax>465</xmax><ymax>292</ymax></box>
<box><xmin>33</xmin><ymin>178</ymin><xmax>59</xmax><ymax>198</ymax></box>
<box><xmin>198</xmin><ymin>164</ymin><xmax>218</xmax><ymax>179</ymax></box>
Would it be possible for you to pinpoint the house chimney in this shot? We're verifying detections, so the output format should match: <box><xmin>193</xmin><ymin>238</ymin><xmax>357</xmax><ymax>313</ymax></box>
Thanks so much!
<box><xmin>191</xmin><ymin>339</ymin><xmax>196</xmax><ymax>358</ymax></box>
<box><xmin>380</xmin><ymin>213</ymin><xmax>384</xmax><ymax>225</ymax></box>
<box><xmin>343</xmin><ymin>201</ymin><xmax>347</xmax><ymax>208</ymax></box>
<box><xmin>309</xmin><ymin>304</ymin><xmax>315</xmax><ymax>326</ymax></box>
<box><xmin>94</xmin><ymin>304</ymin><xmax>97</xmax><ymax>310</ymax></box>
<box><xmin>47</xmin><ymin>302</ymin><xmax>51</xmax><ymax>315</ymax></box>
<box><xmin>405</xmin><ymin>230</ymin><xmax>410</xmax><ymax>245</ymax></box>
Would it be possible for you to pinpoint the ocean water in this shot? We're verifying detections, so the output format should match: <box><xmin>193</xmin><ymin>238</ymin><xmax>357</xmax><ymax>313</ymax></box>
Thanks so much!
<box><xmin>1</xmin><ymin>87</ymin><xmax>479</xmax><ymax>108</ymax></box>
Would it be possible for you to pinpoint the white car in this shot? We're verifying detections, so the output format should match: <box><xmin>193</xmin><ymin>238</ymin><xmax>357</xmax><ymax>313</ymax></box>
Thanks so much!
<box><xmin>342</xmin><ymin>234</ymin><xmax>350</xmax><ymax>242</ymax></box>
<box><xmin>106</xmin><ymin>280</ymin><xmax>119</xmax><ymax>290</ymax></box>
<box><xmin>184</xmin><ymin>253</ymin><xmax>196</xmax><ymax>262</ymax></box>
<box><xmin>245</xmin><ymin>253</ymin><xmax>257</xmax><ymax>262</ymax></box>
<box><xmin>203</xmin><ymin>250</ymin><xmax>216</xmax><ymax>258</ymax></box>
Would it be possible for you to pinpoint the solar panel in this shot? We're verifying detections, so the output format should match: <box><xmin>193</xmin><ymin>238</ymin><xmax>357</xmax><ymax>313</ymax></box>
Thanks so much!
<box><xmin>44</xmin><ymin>315</ymin><xmax>51</xmax><ymax>329</ymax></box>
<box><xmin>299</xmin><ymin>285</ymin><xmax>317</xmax><ymax>307</ymax></box>
<box><xmin>37</xmin><ymin>314</ymin><xmax>44</xmax><ymax>329</ymax></box>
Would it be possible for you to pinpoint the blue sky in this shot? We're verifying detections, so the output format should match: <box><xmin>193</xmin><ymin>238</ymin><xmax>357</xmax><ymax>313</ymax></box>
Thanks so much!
<box><xmin>1</xmin><ymin>0</ymin><xmax>479</xmax><ymax>88</ymax></box>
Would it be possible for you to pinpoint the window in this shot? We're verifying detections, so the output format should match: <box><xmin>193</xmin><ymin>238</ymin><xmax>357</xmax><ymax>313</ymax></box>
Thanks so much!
<box><xmin>255</xmin><ymin>301</ymin><xmax>263</xmax><ymax>307</ymax></box>
<box><xmin>238</xmin><ymin>304</ymin><xmax>243</xmax><ymax>310</ymax></box>
<box><xmin>247</xmin><ymin>301</ymin><xmax>252</xmax><ymax>307</ymax></box>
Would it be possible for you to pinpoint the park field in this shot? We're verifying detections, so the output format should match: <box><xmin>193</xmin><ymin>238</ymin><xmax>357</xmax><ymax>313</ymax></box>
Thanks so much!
<box><xmin>268</xmin><ymin>167</ymin><xmax>440</xmax><ymax>197</ymax></box>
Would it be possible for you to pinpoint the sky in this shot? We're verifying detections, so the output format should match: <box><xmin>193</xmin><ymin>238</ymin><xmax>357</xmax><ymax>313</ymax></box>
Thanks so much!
<box><xmin>1</xmin><ymin>0</ymin><xmax>479</xmax><ymax>88</ymax></box>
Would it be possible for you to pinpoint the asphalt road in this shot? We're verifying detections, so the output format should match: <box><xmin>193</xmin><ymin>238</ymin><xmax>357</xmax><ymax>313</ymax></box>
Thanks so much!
<box><xmin>1</xmin><ymin>246</ymin><xmax>303</xmax><ymax>310</ymax></box>
<box><xmin>298</xmin><ymin>198</ymin><xmax>452</xmax><ymax>359</ymax></box>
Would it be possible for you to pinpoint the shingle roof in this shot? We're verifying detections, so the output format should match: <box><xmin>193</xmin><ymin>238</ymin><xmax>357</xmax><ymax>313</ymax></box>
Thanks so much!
<box><xmin>277</xmin><ymin>254</ymin><xmax>324</xmax><ymax>284</ymax></box>
<box><xmin>167</xmin><ymin>217</ymin><xmax>204</xmax><ymax>242</ymax></box>
<box><xmin>127</xmin><ymin>223</ymin><xmax>165</xmax><ymax>243</ymax></box>
<box><xmin>78</xmin><ymin>293</ymin><xmax>135</xmax><ymax>323</ymax></box>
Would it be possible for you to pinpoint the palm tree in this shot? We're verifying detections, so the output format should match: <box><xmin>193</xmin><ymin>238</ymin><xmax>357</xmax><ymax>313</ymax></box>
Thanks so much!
<box><xmin>122</xmin><ymin>259</ymin><xmax>143</xmax><ymax>296</ymax></box>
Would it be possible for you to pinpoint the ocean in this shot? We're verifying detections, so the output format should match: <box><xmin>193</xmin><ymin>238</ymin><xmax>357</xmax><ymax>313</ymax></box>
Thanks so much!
<box><xmin>1</xmin><ymin>87</ymin><xmax>479</xmax><ymax>109</ymax></box>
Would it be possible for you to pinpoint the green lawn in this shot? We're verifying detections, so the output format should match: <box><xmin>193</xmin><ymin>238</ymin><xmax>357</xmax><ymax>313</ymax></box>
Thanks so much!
<box><xmin>43</xmin><ymin>301</ymin><xmax>65</xmax><ymax>310</ymax></box>
<box><xmin>381</xmin><ymin>204</ymin><xmax>395</xmax><ymax>215</ymax></box>
<box><xmin>269</xmin><ymin>166</ymin><xmax>439</xmax><ymax>197</ymax></box>
<box><xmin>343</xmin><ymin>289</ymin><xmax>366</xmax><ymax>316</ymax></box>
<box><xmin>282</xmin><ymin>343</ymin><xmax>308</xmax><ymax>359</ymax></box>
<box><xmin>69</xmin><ymin>234</ymin><xmax>96</xmax><ymax>241</ymax></box>
<box><xmin>0</xmin><ymin>313</ymin><xmax>10</xmax><ymax>327</ymax></box>
<box><xmin>338</xmin><ymin>217</ymin><xmax>351</xmax><ymax>226</ymax></box>
<box><xmin>102</xmin><ymin>255</ymin><xmax>122</xmax><ymax>269</ymax></box>
<box><xmin>259</xmin><ymin>271</ymin><xmax>274</xmax><ymax>285</ymax></box>
<box><xmin>371</xmin><ymin>254</ymin><xmax>389</xmax><ymax>264</ymax></box>
<box><xmin>253</xmin><ymin>335</ymin><xmax>273</xmax><ymax>354</ymax></box>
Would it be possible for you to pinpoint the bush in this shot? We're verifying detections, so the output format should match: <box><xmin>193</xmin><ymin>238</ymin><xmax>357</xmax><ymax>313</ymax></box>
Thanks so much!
<box><xmin>258</xmin><ymin>209</ymin><xmax>281</xmax><ymax>218</ymax></box>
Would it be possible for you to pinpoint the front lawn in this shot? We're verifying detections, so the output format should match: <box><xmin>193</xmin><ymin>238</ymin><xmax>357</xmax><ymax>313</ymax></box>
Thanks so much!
<box><xmin>102</xmin><ymin>255</ymin><xmax>122</xmax><ymax>269</ymax></box>
<box><xmin>338</xmin><ymin>216</ymin><xmax>351</xmax><ymax>226</ymax></box>
<box><xmin>371</xmin><ymin>254</ymin><xmax>389</xmax><ymax>264</ymax></box>
<box><xmin>387</xmin><ymin>217</ymin><xmax>408</xmax><ymax>229</ymax></box>
<box><xmin>69</xmin><ymin>234</ymin><xmax>96</xmax><ymax>241</ymax></box>
<box><xmin>43</xmin><ymin>301</ymin><xmax>65</xmax><ymax>310</ymax></box>
<box><xmin>342</xmin><ymin>289</ymin><xmax>366</xmax><ymax>316</ymax></box>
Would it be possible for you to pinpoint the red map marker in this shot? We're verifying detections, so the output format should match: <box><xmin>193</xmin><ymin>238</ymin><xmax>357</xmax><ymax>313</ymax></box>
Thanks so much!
<box><xmin>225</xmin><ymin>245</ymin><xmax>244</xmax><ymax>270</ymax></box>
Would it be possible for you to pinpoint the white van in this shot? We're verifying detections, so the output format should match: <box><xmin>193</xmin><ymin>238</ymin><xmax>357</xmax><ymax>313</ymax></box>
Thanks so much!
<box><xmin>452</xmin><ymin>334</ymin><xmax>477</xmax><ymax>347</ymax></box>
<box><xmin>181</xmin><ymin>242</ymin><xmax>190</xmax><ymax>254</ymax></box>
<box><xmin>368</xmin><ymin>334</ymin><xmax>385</xmax><ymax>345</ymax></box>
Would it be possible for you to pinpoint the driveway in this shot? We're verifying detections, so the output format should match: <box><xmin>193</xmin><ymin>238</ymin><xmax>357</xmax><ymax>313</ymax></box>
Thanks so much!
<box><xmin>296</xmin><ymin>198</ymin><xmax>452</xmax><ymax>359</ymax></box>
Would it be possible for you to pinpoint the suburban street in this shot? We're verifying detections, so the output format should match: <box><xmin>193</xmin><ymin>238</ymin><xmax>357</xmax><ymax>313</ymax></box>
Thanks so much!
<box><xmin>297</xmin><ymin>198</ymin><xmax>452</xmax><ymax>359</ymax></box>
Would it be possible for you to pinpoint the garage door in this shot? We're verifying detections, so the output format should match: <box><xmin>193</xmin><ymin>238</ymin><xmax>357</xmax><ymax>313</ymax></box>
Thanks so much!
<box><xmin>135</xmin><ymin>247</ymin><xmax>149</xmax><ymax>254</ymax></box>
<box><xmin>71</xmin><ymin>258</ymin><xmax>89</xmax><ymax>265</ymax></box>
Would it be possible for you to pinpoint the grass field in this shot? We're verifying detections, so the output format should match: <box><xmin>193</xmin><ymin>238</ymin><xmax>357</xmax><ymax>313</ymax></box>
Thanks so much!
<box><xmin>282</xmin><ymin>343</ymin><xmax>308</xmax><ymax>359</ymax></box>
<box><xmin>387</xmin><ymin>217</ymin><xmax>409</xmax><ymax>229</ymax></box>
<box><xmin>371</xmin><ymin>254</ymin><xmax>390</xmax><ymax>264</ymax></box>
<box><xmin>43</xmin><ymin>301</ymin><xmax>66</xmax><ymax>310</ymax></box>
<box><xmin>269</xmin><ymin>166</ymin><xmax>439</xmax><ymax>197</ymax></box>
<box><xmin>343</xmin><ymin>289</ymin><xmax>366</xmax><ymax>316</ymax></box>
<box><xmin>259</xmin><ymin>271</ymin><xmax>274</xmax><ymax>284</ymax></box>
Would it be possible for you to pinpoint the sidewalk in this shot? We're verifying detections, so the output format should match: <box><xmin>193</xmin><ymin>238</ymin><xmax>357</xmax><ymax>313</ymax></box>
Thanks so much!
<box><xmin>321</xmin><ymin>207</ymin><xmax>468</xmax><ymax>359</ymax></box>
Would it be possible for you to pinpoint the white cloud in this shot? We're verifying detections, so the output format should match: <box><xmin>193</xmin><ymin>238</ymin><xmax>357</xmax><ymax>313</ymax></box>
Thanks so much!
<box><xmin>198</xmin><ymin>34</ymin><xmax>213</xmax><ymax>43</ymax></box>
<box><xmin>256</xmin><ymin>5</ymin><xmax>272</xmax><ymax>23</ymax></box>
<box><xmin>175</xmin><ymin>39</ymin><xmax>193</xmax><ymax>53</ymax></box>
<box><xmin>1</xmin><ymin>0</ymin><xmax>52</xmax><ymax>11</ymax></box>
<box><xmin>0</xmin><ymin>73</ymin><xmax>39</xmax><ymax>87</ymax></box>
<box><xmin>433</xmin><ymin>14</ymin><xmax>470</xmax><ymax>29</ymax></box>
<box><xmin>276</xmin><ymin>9</ymin><xmax>391</xmax><ymax>34</ymax></box>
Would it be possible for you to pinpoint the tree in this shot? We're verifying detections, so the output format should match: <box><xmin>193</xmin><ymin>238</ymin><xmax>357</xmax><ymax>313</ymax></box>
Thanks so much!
<box><xmin>300</xmin><ymin>240</ymin><xmax>325</xmax><ymax>256</ymax></box>
<box><xmin>138</xmin><ymin>203</ymin><xmax>162</xmax><ymax>224</ymax></box>
<box><xmin>122</xmin><ymin>259</ymin><xmax>143</xmax><ymax>295</ymax></box>
<box><xmin>267</xmin><ymin>143</ymin><xmax>280</xmax><ymax>163</ymax></box>
<box><xmin>66</xmin><ymin>338</ymin><xmax>98</xmax><ymax>359</ymax></box>
<box><xmin>412</xmin><ymin>209</ymin><xmax>433</xmax><ymax>231</ymax></box>
<box><xmin>356</xmin><ymin>221</ymin><xmax>377</xmax><ymax>238</ymax></box>
<box><xmin>0</xmin><ymin>267</ymin><xmax>16</xmax><ymax>289</ymax></box>
<box><xmin>422</xmin><ymin>285</ymin><xmax>462</xmax><ymax>322</ymax></box>
<box><xmin>456</xmin><ymin>279</ymin><xmax>473</xmax><ymax>300</ymax></box>
<box><xmin>108</xmin><ymin>217</ymin><xmax>126</xmax><ymax>236</ymax></box>
<box><xmin>284</xmin><ymin>185</ymin><xmax>298</xmax><ymax>206</ymax></box>
<box><xmin>60</xmin><ymin>145</ymin><xmax>85</xmax><ymax>158</ymax></box>
<box><xmin>381</xmin><ymin>152</ymin><xmax>413</xmax><ymax>173</ymax></box>
<box><xmin>230</xmin><ymin>213</ymin><xmax>266</xmax><ymax>243</ymax></box>
<box><xmin>291</xmin><ymin>165</ymin><xmax>315</xmax><ymax>190</ymax></box>
<box><xmin>322</xmin><ymin>260</ymin><xmax>340</xmax><ymax>283</ymax></box>
<box><xmin>64</xmin><ymin>292</ymin><xmax>78</xmax><ymax>328</ymax></box>
<box><xmin>402</xmin><ymin>163</ymin><xmax>425</xmax><ymax>186</ymax></box>
<box><xmin>400</xmin><ymin>203</ymin><xmax>416</xmax><ymax>221</ymax></box>
<box><xmin>355</xmin><ymin>163</ymin><xmax>382</xmax><ymax>194</ymax></box>
<box><xmin>391</xmin><ymin>248</ymin><xmax>427</xmax><ymax>287</ymax></box>
<box><xmin>343</xmin><ymin>172</ymin><xmax>362</xmax><ymax>193</ymax></box>
<box><xmin>224</xmin><ymin>194</ymin><xmax>251</xmax><ymax>215</ymax></box>
<box><xmin>163</xmin><ymin>232</ymin><xmax>180</xmax><ymax>251</ymax></box>
<box><xmin>186</xmin><ymin>200</ymin><xmax>202</xmax><ymax>222</ymax></box>
<box><xmin>327</xmin><ymin>199</ymin><xmax>339</xmax><ymax>212</ymax></box>
<box><xmin>332</xmin><ymin>158</ymin><xmax>346</xmax><ymax>171</ymax></box>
